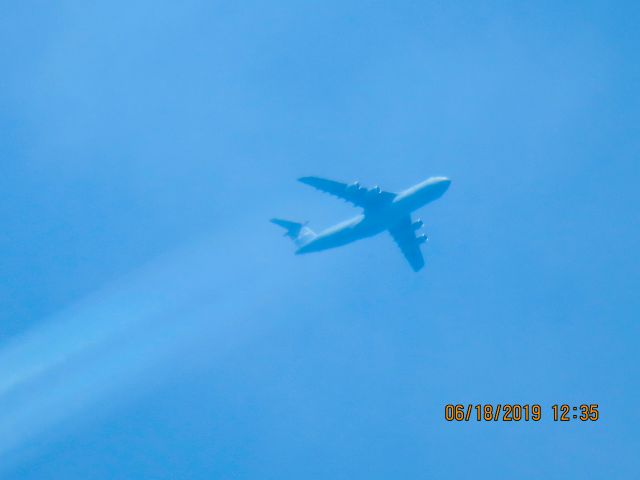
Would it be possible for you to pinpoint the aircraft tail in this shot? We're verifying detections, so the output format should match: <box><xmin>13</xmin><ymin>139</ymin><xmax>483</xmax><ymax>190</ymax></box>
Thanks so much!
<box><xmin>270</xmin><ymin>218</ymin><xmax>316</xmax><ymax>247</ymax></box>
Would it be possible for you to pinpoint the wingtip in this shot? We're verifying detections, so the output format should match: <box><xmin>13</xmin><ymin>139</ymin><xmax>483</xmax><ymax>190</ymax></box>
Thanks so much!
<box><xmin>411</xmin><ymin>259</ymin><xmax>426</xmax><ymax>272</ymax></box>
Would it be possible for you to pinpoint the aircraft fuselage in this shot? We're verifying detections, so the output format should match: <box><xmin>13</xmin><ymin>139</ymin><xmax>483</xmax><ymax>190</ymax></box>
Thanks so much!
<box><xmin>296</xmin><ymin>176</ymin><xmax>450</xmax><ymax>254</ymax></box>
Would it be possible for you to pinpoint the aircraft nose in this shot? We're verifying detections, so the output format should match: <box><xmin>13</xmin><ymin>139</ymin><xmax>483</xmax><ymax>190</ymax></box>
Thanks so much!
<box><xmin>440</xmin><ymin>177</ymin><xmax>451</xmax><ymax>189</ymax></box>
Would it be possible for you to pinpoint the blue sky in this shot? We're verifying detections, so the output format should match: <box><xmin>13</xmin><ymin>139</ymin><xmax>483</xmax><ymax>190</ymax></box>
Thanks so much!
<box><xmin>1</xmin><ymin>1</ymin><xmax>639</xmax><ymax>478</ymax></box>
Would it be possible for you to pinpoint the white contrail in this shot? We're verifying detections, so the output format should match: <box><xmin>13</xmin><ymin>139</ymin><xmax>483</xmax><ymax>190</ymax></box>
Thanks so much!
<box><xmin>0</xmin><ymin>230</ymin><xmax>281</xmax><ymax>468</ymax></box>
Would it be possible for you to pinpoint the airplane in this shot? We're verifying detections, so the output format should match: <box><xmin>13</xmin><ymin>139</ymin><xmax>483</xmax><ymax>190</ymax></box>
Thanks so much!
<box><xmin>271</xmin><ymin>176</ymin><xmax>451</xmax><ymax>271</ymax></box>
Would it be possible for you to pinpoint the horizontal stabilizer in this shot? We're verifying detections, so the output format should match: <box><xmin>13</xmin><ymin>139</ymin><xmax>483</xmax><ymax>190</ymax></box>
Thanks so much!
<box><xmin>270</xmin><ymin>218</ymin><xmax>305</xmax><ymax>237</ymax></box>
<box><xmin>270</xmin><ymin>218</ymin><xmax>316</xmax><ymax>247</ymax></box>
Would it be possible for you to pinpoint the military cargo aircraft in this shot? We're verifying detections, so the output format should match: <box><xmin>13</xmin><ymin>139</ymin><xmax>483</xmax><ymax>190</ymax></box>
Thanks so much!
<box><xmin>272</xmin><ymin>176</ymin><xmax>451</xmax><ymax>271</ymax></box>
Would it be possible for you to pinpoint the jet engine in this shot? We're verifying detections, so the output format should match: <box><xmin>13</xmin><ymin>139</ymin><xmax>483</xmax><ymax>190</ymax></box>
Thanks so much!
<box><xmin>412</xmin><ymin>219</ymin><xmax>423</xmax><ymax>230</ymax></box>
<box><xmin>417</xmin><ymin>234</ymin><xmax>428</xmax><ymax>244</ymax></box>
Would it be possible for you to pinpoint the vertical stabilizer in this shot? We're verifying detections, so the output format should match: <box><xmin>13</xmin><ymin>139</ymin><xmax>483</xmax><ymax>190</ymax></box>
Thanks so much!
<box><xmin>270</xmin><ymin>218</ymin><xmax>316</xmax><ymax>247</ymax></box>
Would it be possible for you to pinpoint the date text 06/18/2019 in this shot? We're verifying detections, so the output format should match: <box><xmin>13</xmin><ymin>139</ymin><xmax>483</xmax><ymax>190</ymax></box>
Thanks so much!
<box><xmin>444</xmin><ymin>404</ymin><xmax>599</xmax><ymax>422</ymax></box>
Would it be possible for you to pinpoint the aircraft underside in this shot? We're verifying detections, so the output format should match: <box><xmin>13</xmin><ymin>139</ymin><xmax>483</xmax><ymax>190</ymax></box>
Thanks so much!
<box><xmin>272</xmin><ymin>175</ymin><xmax>450</xmax><ymax>271</ymax></box>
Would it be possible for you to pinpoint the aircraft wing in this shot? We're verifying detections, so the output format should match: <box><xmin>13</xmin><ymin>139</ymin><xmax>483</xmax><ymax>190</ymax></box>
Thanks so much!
<box><xmin>388</xmin><ymin>215</ymin><xmax>426</xmax><ymax>272</ymax></box>
<box><xmin>298</xmin><ymin>176</ymin><xmax>395</xmax><ymax>209</ymax></box>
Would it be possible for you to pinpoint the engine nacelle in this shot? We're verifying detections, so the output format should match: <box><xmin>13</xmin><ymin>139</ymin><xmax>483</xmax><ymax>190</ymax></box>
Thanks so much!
<box><xmin>417</xmin><ymin>234</ymin><xmax>428</xmax><ymax>244</ymax></box>
<box><xmin>370</xmin><ymin>185</ymin><xmax>381</xmax><ymax>194</ymax></box>
<box><xmin>412</xmin><ymin>219</ymin><xmax>423</xmax><ymax>230</ymax></box>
